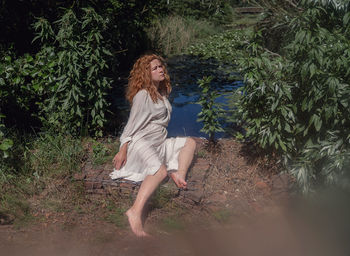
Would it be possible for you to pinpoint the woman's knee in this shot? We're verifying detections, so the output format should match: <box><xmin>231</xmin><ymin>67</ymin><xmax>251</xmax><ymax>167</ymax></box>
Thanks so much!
<box><xmin>186</xmin><ymin>137</ymin><xmax>196</xmax><ymax>151</ymax></box>
<box><xmin>157</xmin><ymin>165</ymin><xmax>168</xmax><ymax>179</ymax></box>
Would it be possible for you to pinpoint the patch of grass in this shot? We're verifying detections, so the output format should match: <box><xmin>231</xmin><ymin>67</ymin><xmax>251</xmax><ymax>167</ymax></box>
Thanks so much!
<box><xmin>73</xmin><ymin>205</ymin><xmax>86</xmax><ymax>215</ymax></box>
<box><xmin>150</xmin><ymin>186</ymin><xmax>173</xmax><ymax>209</ymax></box>
<box><xmin>147</xmin><ymin>15</ymin><xmax>221</xmax><ymax>56</ymax></box>
<box><xmin>13</xmin><ymin>213</ymin><xmax>36</xmax><ymax>229</ymax></box>
<box><xmin>91</xmin><ymin>139</ymin><xmax>119</xmax><ymax>167</ymax></box>
<box><xmin>161</xmin><ymin>216</ymin><xmax>185</xmax><ymax>231</ymax></box>
<box><xmin>0</xmin><ymin>132</ymin><xmax>88</xmax><ymax>227</ymax></box>
<box><xmin>104</xmin><ymin>199</ymin><xmax>127</xmax><ymax>228</ymax></box>
<box><xmin>229</xmin><ymin>13</ymin><xmax>264</xmax><ymax>28</ymax></box>
<box><xmin>83</xmin><ymin>137</ymin><xmax>119</xmax><ymax>167</ymax></box>
<box><xmin>212</xmin><ymin>209</ymin><xmax>232</xmax><ymax>224</ymax></box>
<box><xmin>197</xmin><ymin>150</ymin><xmax>207</xmax><ymax>158</ymax></box>
<box><xmin>92</xmin><ymin>142</ymin><xmax>110</xmax><ymax>166</ymax></box>
<box><xmin>105</xmin><ymin>207</ymin><xmax>127</xmax><ymax>228</ymax></box>
<box><xmin>0</xmin><ymin>192</ymin><xmax>34</xmax><ymax>228</ymax></box>
<box><xmin>70</xmin><ymin>180</ymin><xmax>88</xmax><ymax>205</ymax></box>
<box><xmin>28</xmin><ymin>132</ymin><xmax>84</xmax><ymax>179</ymax></box>
<box><xmin>41</xmin><ymin>198</ymin><xmax>67</xmax><ymax>213</ymax></box>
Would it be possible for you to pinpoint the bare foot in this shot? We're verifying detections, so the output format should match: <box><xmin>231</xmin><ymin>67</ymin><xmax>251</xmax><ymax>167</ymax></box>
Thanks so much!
<box><xmin>170</xmin><ymin>171</ymin><xmax>187</xmax><ymax>189</ymax></box>
<box><xmin>125</xmin><ymin>208</ymin><xmax>149</xmax><ymax>237</ymax></box>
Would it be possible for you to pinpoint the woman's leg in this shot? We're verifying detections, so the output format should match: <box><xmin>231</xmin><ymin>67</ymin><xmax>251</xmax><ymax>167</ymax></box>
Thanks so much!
<box><xmin>170</xmin><ymin>137</ymin><xmax>196</xmax><ymax>189</ymax></box>
<box><xmin>126</xmin><ymin>165</ymin><xmax>167</xmax><ymax>237</ymax></box>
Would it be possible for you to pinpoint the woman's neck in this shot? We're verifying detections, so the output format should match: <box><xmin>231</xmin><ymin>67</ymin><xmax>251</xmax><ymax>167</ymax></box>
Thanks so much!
<box><xmin>153</xmin><ymin>81</ymin><xmax>159</xmax><ymax>89</ymax></box>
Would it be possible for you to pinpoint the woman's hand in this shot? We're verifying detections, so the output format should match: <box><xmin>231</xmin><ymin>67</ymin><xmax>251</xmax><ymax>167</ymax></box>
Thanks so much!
<box><xmin>113</xmin><ymin>143</ymin><xmax>128</xmax><ymax>170</ymax></box>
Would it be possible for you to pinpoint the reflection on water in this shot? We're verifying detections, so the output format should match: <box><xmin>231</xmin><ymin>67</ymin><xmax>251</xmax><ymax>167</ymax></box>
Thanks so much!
<box><xmin>166</xmin><ymin>55</ymin><xmax>243</xmax><ymax>139</ymax></box>
<box><xmin>167</xmin><ymin>93</ymin><xmax>202</xmax><ymax>137</ymax></box>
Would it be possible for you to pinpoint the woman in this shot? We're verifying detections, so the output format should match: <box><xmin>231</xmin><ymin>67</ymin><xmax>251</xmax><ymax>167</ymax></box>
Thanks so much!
<box><xmin>110</xmin><ymin>54</ymin><xmax>196</xmax><ymax>237</ymax></box>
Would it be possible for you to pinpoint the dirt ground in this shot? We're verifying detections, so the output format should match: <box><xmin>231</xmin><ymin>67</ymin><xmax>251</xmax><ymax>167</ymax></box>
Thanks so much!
<box><xmin>0</xmin><ymin>138</ymin><xmax>346</xmax><ymax>256</ymax></box>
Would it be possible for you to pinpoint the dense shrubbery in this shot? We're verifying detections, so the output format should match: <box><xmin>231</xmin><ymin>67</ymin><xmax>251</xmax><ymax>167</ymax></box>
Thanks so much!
<box><xmin>0</xmin><ymin>8</ymin><xmax>112</xmax><ymax>183</ymax></box>
<box><xmin>0</xmin><ymin>0</ymin><xmax>165</xmax><ymax>62</ymax></box>
<box><xmin>190</xmin><ymin>0</ymin><xmax>350</xmax><ymax>192</ymax></box>
<box><xmin>0</xmin><ymin>8</ymin><xmax>112</xmax><ymax>137</ymax></box>
<box><xmin>240</xmin><ymin>0</ymin><xmax>350</xmax><ymax>192</ymax></box>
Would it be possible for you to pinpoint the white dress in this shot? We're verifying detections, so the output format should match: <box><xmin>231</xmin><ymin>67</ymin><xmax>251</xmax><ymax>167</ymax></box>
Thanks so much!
<box><xmin>109</xmin><ymin>89</ymin><xmax>187</xmax><ymax>182</ymax></box>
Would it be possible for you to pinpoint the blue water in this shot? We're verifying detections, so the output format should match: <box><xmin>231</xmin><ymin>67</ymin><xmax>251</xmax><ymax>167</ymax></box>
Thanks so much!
<box><xmin>167</xmin><ymin>80</ymin><xmax>244</xmax><ymax>138</ymax></box>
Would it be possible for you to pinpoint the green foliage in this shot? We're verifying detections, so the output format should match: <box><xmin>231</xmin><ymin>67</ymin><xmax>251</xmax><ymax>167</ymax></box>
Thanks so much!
<box><xmin>187</xmin><ymin>29</ymin><xmax>251</xmax><ymax>138</ymax></box>
<box><xmin>239</xmin><ymin>39</ymin><xmax>293</xmax><ymax>153</ymax></box>
<box><xmin>0</xmin><ymin>122</ymin><xmax>13</xmax><ymax>159</ymax></box>
<box><xmin>224</xmin><ymin>88</ymin><xmax>245</xmax><ymax>137</ymax></box>
<box><xmin>212</xmin><ymin>209</ymin><xmax>232</xmax><ymax>223</ymax></box>
<box><xmin>0</xmin><ymin>0</ymin><xmax>166</xmax><ymax>64</ymax></box>
<box><xmin>197</xmin><ymin>76</ymin><xmax>224</xmax><ymax>143</ymax></box>
<box><xmin>0</xmin><ymin>130</ymin><xmax>30</xmax><ymax>184</ymax></box>
<box><xmin>0</xmin><ymin>131</ymin><xmax>85</xmax><ymax>225</ymax></box>
<box><xmin>0</xmin><ymin>52</ymin><xmax>44</xmax><ymax>125</ymax></box>
<box><xmin>165</xmin><ymin>0</ymin><xmax>242</xmax><ymax>25</ymax></box>
<box><xmin>0</xmin><ymin>8</ymin><xmax>112</xmax><ymax>137</ymax></box>
<box><xmin>105</xmin><ymin>206</ymin><xmax>127</xmax><ymax>228</ymax></box>
<box><xmin>189</xmin><ymin>0</ymin><xmax>350</xmax><ymax>192</ymax></box>
<box><xmin>0</xmin><ymin>192</ymin><xmax>32</xmax><ymax>226</ymax></box>
<box><xmin>147</xmin><ymin>15</ymin><xmax>219</xmax><ymax>56</ymax></box>
<box><xmin>33</xmin><ymin>8</ymin><xmax>112</xmax><ymax>136</ymax></box>
<box><xmin>91</xmin><ymin>139</ymin><xmax>118</xmax><ymax>167</ymax></box>
<box><xmin>161</xmin><ymin>216</ymin><xmax>185</xmax><ymax>231</ymax></box>
<box><xmin>150</xmin><ymin>186</ymin><xmax>173</xmax><ymax>209</ymax></box>
<box><xmin>28</xmin><ymin>132</ymin><xmax>84</xmax><ymax>179</ymax></box>
<box><xmin>238</xmin><ymin>0</ymin><xmax>350</xmax><ymax>192</ymax></box>
<box><xmin>188</xmin><ymin>29</ymin><xmax>251</xmax><ymax>65</ymax></box>
<box><xmin>101</xmin><ymin>0</ymin><xmax>168</xmax><ymax>68</ymax></box>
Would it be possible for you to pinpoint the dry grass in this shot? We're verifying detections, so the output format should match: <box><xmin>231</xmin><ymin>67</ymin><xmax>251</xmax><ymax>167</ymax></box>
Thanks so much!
<box><xmin>147</xmin><ymin>15</ymin><xmax>219</xmax><ymax>56</ymax></box>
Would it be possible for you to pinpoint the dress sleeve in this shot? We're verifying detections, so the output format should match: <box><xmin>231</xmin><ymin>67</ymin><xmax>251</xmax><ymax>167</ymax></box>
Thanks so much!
<box><xmin>119</xmin><ymin>90</ymin><xmax>153</xmax><ymax>148</ymax></box>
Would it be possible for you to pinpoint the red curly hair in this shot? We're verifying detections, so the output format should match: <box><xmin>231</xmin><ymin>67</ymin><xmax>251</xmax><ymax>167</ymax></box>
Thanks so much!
<box><xmin>126</xmin><ymin>54</ymin><xmax>171</xmax><ymax>104</ymax></box>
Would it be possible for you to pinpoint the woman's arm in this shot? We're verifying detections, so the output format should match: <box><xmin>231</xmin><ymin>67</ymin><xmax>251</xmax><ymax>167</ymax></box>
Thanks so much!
<box><xmin>113</xmin><ymin>90</ymin><xmax>153</xmax><ymax>169</ymax></box>
<box><xmin>119</xmin><ymin>90</ymin><xmax>153</xmax><ymax>147</ymax></box>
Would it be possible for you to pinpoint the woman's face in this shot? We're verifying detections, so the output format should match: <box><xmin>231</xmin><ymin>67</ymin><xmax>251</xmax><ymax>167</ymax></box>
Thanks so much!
<box><xmin>150</xmin><ymin>59</ymin><xmax>165</xmax><ymax>86</ymax></box>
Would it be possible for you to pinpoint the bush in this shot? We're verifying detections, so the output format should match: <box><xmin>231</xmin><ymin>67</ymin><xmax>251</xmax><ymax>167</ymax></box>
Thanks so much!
<box><xmin>239</xmin><ymin>0</ymin><xmax>350</xmax><ymax>192</ymax></box>
<box><xmin>0</xmin><ymin>8</ymin><xmax>112</xmax><ymax>137</ymax></box>
<box><xmin>189</xmin><ymin>0</ymin><xmax>350</xmax><ymax>192</ymax></box>
<box><xmin>33</xmin><ymin>8</ymin><xmax>112</xmax><ymax>136</ymax></box>
<box><xmin>197</xmin><ymin>76</ymin><xmax>224</xmax><ymax>144</ymax></box>
<box><xmin>0</xmin><ymin>129</ymin><xmax>22</xmax><ymax>183</ymax></box>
